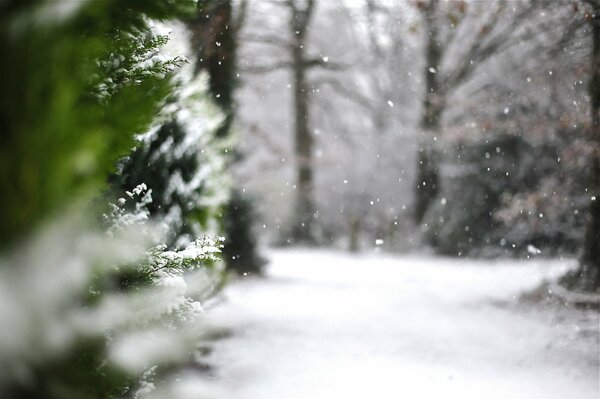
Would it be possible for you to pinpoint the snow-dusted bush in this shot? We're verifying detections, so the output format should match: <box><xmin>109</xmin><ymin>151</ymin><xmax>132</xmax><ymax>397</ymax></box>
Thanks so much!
<box><xmin>113</xmin><ymin>31</ymin><xmax>231</xmax><ymax>248</ymax></box>
<box><xmin>0</xmin><ymin>191</ymin><xmax>223</xmax><ymax>398</ymax></box>
<box><xmin>0</xmin><ymin>1</ymin><xmax>227</xmax><ymax>397</ymax></box>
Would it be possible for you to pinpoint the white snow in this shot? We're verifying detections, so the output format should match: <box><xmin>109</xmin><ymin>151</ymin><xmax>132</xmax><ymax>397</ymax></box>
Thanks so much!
<box><xmin>527</xmin><ymin>244</ymin><xmax>542</xmax><ymax>255</ymax></box>
<box><xmin>203</xmin><ymin>249</ymin><xmax>599</xmax><ymax>399</ymax></box>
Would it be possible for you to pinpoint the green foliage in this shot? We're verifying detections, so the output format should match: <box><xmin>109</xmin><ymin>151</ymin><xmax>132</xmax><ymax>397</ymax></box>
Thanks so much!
<box><xmin>9</xmin><ymin>337</ymin><xmax>132</xmax><ymax>399</ymax></box>
<box><xmin>0</xmin><ymin>0</ymin><xmax>194</xmax><ymax>249</ymax></box>
<box><xmin>141</xmin><ymin>237</ymin><xmax>224</xmax><ymax>287</ymax></box>
<box><xmin>115</xmin><ymin>120</ymin><xmax>203</xmax><ymax>245</ymax></box>
<box><xmin>0</xmin><ymin>1</ymin><xmax>228</xmax><ymax>398</ymax></box>
<box><xmin>94</xmin><ymin>33</ymin><xmax>186</xmax><ymax>103</ymax></box>
<box><xmin>0</xmin><ymin>201</ymin><xmax>222</xmax><ymax>399</ymax></box>
<box><xmin>112</xmin><ymin>74</ymin><xmax>229</xmax><ymax>248</ymax></box>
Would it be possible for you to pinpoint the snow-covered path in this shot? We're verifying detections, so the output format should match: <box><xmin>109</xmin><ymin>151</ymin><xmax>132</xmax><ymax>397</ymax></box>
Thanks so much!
<box><xmin>204</xmin><ymin>249</ymin><xmax>599</xmax><ymax>399</ymax></box>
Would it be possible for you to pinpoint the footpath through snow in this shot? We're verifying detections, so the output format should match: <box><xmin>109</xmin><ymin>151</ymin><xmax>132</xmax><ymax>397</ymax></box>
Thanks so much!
<box><xmin>202</xmin><ymin>249</ymin><xmax>599</xmax><ymax>399</ymax></box>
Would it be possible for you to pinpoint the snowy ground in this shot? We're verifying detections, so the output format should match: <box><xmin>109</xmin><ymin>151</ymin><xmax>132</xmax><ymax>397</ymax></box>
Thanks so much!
<box><xmin>203</xmin><ymin>249</ymin><xmax>599</xmax><ymax>399</ymax></box>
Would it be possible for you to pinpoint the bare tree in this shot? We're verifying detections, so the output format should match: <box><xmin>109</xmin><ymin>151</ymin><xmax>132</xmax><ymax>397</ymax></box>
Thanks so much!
<box><xmin>412</xmin><ymin>0</ymin><xmax>539</xmax><ymax>223</ymax></box>
<box><xmin>287</xmin><ymin>0</ymin><xmax>317</xmax><ymax>243</ymax></box>
<box><xmin>238</xmin><ymin>0</ymin><xmax>343</xmax><ymax>244</ymax></box>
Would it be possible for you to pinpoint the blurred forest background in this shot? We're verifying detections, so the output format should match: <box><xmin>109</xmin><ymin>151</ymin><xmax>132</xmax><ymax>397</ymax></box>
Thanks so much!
<box><xmin>232</xmin><ymin>0</ymin><xmax>599</xmax><ymax>289</ymax></box>
<box><xmin>0</xmin><ymin>0</ymin><xmax>598</xmax><ymax>398</ymax></box>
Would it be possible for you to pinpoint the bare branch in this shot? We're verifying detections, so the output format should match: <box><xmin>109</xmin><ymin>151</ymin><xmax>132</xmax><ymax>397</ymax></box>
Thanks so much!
<box><xmin>233</xmin><ymin>0</ymin><xmax>248</xmax><ymax>36</ymax></box>
<box><xmin>303</xmin><ymin>58</ymin><xmax>349</xmax><ymax>70</ymax></box>
<box><xmin>311</xmin><ymin>77</ymin><xmax>375</xmax><ymax>113</ymax></box>
<box><xmin>365</xmin><ymin>0</ymin><xmax>384</xmax><ymax>60</ymax></box>
<box><xmin>239</xmin><ymin>60</ymin><xmax>292</xmax><ymax>74</ymax></box>
<box><xmin>443</xmin><ymin>1</ymin><xmax>538</xmax><ymax>93</ymax></box>
<box><xmin>245</xmin><ymin>123</ymin><xmax>291</xmax><ymax>161</ymax></box>
<box><xmin>283</xmin><ymin>0</ymin><xmax>298</xmax><ymax>12</ymax></box>
<box><xmin>243</xmin><ymin>33</ymin><xmax>292</xmax><ymax>49</ymax></box>
<box><xmin>288</xmin><ymin>0</ymin><xmax>315</xmax><ymax>36</ymax></box>
<box><xmin>303</xmin><ymin>0</ymin><xmax>316</xmax><ymax>29</ymax></box>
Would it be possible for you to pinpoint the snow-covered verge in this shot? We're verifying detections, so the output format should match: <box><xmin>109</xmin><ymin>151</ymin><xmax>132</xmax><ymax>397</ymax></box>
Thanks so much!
<box><xmin>201</xmin><ymin>249</ymin><xmax>599</xmax><ymax>399</ymax></box>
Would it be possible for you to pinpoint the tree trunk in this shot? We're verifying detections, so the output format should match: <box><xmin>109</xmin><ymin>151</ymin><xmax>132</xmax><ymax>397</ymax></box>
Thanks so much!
<box><xmin>414</xmin><ymin>0</ymin><xmax>443</xmax><ymax>224</ymax></box>
<box><xmin>191</xmin><ymin>0</ymin><xmax>239</xmax><ymax>137</ymax></box>
<box><xmin>190</xmin><ymin>0</ymin><xmax>265</xmax><ymax>275</ymax></box>
<box><xmin>578</xmin><ymin>1</ymin><xmax>600</xmax><ymax>290</ymax></box>
<box><xmin>348</xmin><ymin>216</ymin><xmax>361</xmax><ymax>252</ymax></box>
<box><xmin>290</xmin><ymin>0</ymin><xmax>317</xmax><ymax>244</ymax></box>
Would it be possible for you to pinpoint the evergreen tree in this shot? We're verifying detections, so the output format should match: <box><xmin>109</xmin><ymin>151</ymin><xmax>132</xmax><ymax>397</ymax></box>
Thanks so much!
<box><xmin>112</xmin><ymin>72</ymin><xmax>228</xmax><ymax>248</ymax></box>
<box><xmin>0</xmin><ymin>2</ymin><xmax>226</xmax><ymax>398</ymax></box>
<box><xmin>0</xmin><ymin>0</ymin><xmax>192</xmax><ymax>249</ymax></box>
<box><xmin>115</xmin><ymin>119</ymin><xmax>199</xmax><ymax>246</ymax></box>
<box><xmin>191</xmin><ymin>0</ymin><xmax>266</xmax><ymax>274</ymax></box>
